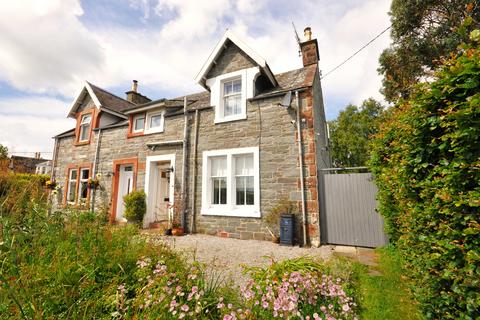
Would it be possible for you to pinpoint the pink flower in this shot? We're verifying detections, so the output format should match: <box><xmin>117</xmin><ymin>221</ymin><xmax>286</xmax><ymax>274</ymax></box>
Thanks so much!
<box><xmin>342</xmin><ymin>304</ymin><xmax>350</xmax><ymax>312</ymax></box>
<box><xmin>181</xmin><ymin>304</ymin><xmax>189</xmax><ymax>312</ymax></box>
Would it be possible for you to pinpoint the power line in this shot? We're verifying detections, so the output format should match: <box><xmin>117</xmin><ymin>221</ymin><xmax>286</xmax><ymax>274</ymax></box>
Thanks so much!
<box><xmin>321</xmin><ymin>25</ymin><xmax>391</xmax><ymax>80</ymax></box>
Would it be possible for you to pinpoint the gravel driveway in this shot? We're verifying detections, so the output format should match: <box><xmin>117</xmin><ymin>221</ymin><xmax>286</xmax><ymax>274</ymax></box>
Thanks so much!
<box><xmin>144</xmin><ymin>233</ymin><xmax>334</xmax><ymax>287</ymax></box>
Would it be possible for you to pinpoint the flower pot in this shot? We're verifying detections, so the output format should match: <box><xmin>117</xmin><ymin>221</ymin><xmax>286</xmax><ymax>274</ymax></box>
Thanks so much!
<box><xmin>171</xmin><ymin>227</ymin><xmax>184</xmax><ymax>236</ymax></box>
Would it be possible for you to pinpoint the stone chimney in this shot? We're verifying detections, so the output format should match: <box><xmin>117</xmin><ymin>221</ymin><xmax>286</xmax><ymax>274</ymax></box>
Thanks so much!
<box><xmin>300</xmin><ymin>27</ymin><xmax>319</xmax><ymax>67</ymax></box>
<box><xmin>125</xmin><ymin>80</ymin><xmax>151</xmax><ymax>104</ymax></box>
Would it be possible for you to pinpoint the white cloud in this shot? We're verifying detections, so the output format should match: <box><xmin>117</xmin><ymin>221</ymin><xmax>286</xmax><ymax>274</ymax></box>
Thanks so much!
<box><xmin>0</xmin><ymin>0</ymin><xmax>105</xmax><ymax>97</ymax></box>
<box><xmin>0</xmin><ymin>96</ymin><xmax>73</xmax><ymax>157</ymax></box>
<box><xmin>0</xmin><ymin>0</ymin><xmax>392</xmax><ymax>154</ymax></box>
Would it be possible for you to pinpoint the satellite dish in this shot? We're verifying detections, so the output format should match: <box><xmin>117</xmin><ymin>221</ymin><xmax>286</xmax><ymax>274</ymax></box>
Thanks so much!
<box><xmin>280</xmin><ymin>91</ymin><xmax>292</xmax><ymax>108</ymax></box>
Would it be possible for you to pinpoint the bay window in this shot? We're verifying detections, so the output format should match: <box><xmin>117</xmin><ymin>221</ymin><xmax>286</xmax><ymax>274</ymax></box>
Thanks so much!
<box><xmin>201</xmin><ymin>147</ymin><xmax>260</xmax><ymax>217</ymax></box>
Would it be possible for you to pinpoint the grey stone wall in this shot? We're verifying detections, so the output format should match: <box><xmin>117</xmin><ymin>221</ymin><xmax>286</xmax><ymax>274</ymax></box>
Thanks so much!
<box><xmin>206</xmin><ymin>40</ymin><xmax>257</xmax><ymax>78</ymax></box>
<box><xmin>53</xmin><ymin>69</ymin><xmax>328</xmax><ymax>246</ymax></box>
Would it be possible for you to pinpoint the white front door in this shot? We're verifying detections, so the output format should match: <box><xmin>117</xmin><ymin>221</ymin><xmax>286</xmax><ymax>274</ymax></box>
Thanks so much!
<box><xmin>152</xmin><ymin>163</ymin><xmax>171</xmax><ymax>222</ymax></box>
<box><xmin>116</xmin><ymin>164</ymin><xmax>134</xmax><ymax>221</ymax></box>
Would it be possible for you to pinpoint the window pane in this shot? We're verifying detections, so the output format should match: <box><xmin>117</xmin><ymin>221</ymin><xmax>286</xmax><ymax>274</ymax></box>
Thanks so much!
<box><xmin>235</xmin><ymin>154</ymin><xmax>253</xmax><ymax>175</ymax></box>
<box><xmin>224</xmin><ymin>96</ymin><xmax>233</xmax><ymax>116</ymax></box>
<box><xmin>224</xmin><ymin>81</ymin><xmax>232</xmax><ymax>95</ymax></box>
<box><xmin>150</xmin><ymin>115</ymin><xmax>162</xmax><ymax>128</ymax></box>
<box><xmin>236</xmin><ymin>177</ymin><xmax>245</xmax><ymax>205</ymax></box>
<box><xmin>134</xmin><ymin>116</ymin><xmax>144</xmax><ymax>131</ymax></box>
<box><xmin>211</xmin><ymin>156</ymin><xmax>226</xmax><ymax>177</ymax></box>
<box><xmin>79</xmin><ymin>182</ymin><xmax>88</xmax><ymax>200</ymax></box>
<box><xmin>246</xmin><ymin>176</ymin><xmax>254</xmax><ymax>205</ymax></box>
<box><xmin>81</xmin><ymin>169</ymin><xmax>89</xmax><ymax>180</ymax></box>
<box><xmin>79</xmin><ymin>124</ymin><xmax>90</xmax><ymax>141</ymax></box>
<box><xmin>212</xmin><ymin>177</ymin><xmax>227</xmax><ymax>205</ymax></box>
<box><xmin>81</xmin><ymin>114</ymin><xmax>92</xmax><ymax>124</ymax></box>
<box><xmin>232</xmin><ymin>79</ymin><xmax>241</xmax><ymax>93</ymax></box>
<box><xmin>70</xmin><ymin>169</ymin><xmax>77</xmax><ymax>180</ymax></box>
<box><xmin>68</xmin><ymin>181</ymin><xmax>76</xmax><ymax>202</ymax></box>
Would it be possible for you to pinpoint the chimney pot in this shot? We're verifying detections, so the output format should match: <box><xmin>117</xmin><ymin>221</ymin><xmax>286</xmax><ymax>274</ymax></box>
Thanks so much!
<box><xmin>132</xmin><ymin>80</ymin><xmax>138</xmax><ymax>93</ymax></box>
<box><xmin>304</xmin><ymin>27</ymin><xmax>312</xmax><ymax>41</ymax></box>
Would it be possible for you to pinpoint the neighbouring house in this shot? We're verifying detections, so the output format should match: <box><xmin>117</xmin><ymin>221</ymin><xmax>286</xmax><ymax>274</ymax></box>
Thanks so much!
<box><xmin>51</xmin><ymin>27</ymin><xmax>331</xmax><ymax>246</ymax></box>
<box><xmin>35</xmin><ymin>160</ymin><xmax>52</xmax><ymax>175</ymax></box>
<box><xmin>9</xmin><ymin>153</ymin><xmax>48</xmax><ymax>174</ymax></box>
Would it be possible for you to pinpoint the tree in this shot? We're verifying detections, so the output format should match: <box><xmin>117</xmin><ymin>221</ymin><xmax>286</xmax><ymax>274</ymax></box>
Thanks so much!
<box><xmin>0</xmin><ymin>144</ymin><xmax>8</xmax><ymax>159</ymax></box>
<box><xmin>370</xmin><ymin>30</ymin><xmax>480</xmax><ymax>318</ymax></box>
<box><xmin>378</xmin><ymin>0</ymin><xmax>480</xmax><ymax>102</ymax></box>
<box><xmin>328</xmin><ymin>98</ymin><xmax>384</xmax><ymax>167</ymax></box>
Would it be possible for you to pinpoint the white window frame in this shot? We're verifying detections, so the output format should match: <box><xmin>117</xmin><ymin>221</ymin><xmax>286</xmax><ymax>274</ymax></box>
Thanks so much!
<box><xmin>144</xmin><ymin>110</ymin><xmax>165</xmax><ymax>134</ymax></box>
<box><xmin>67</xmin><ymin>168</ymin><xmax>78</xmax><ymax>204</ymax></box>
<box><xmin>201</xmin><ymin>147</ymin><xmax>260</xmax><ymax>217</ymax></box>
<box><xmin>221</xmin><ymin>77</ymin><xmax>242</xmax><ymax>118</ymax></box>
<box><xmin>133</xmin><ymin>114</ymin><xmax>145</xmax><ymax>132</ymax></box>
<box><xmin>206</xmin><ymin>67</ymin><xmax>259</xmax><ymax>124</ymax></box>
<box><xmin>79</xmin><ymin>114</ymin><xmax>92</xmax><ymax>142</ymax></box>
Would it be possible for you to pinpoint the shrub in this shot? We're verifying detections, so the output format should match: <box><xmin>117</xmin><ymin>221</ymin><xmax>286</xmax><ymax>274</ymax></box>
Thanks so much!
<box><xmin>124</xmin><ymin>190</ymin><xmax>146</xmax><ymax>224</ymax></box>
<box><xmin>369</xmin><ymin>30</ymin><xmax>480</xmax><ymax>318</ymax></box>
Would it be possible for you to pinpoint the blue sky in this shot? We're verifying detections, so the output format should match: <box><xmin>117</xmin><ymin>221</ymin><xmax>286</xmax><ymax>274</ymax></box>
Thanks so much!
<box><xmin>0</xmin><ymin>0</ymin><xmax>391</xmax><ymax>158</ymax></box>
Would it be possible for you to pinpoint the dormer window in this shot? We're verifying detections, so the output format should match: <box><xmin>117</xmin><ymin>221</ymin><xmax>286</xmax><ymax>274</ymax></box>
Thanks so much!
<box><xmin>144</xmin><ymin>111</ymin><xmax>165</xmax><ymax>134</ymax></box>
<box><xmin>133</xmin><ymin>114</ymin><xmax>145</xmax><ymax>132</ymax></box>
<box><xmin>222</xmin><ymin>78</ymin><xmax>242</xmax><ymax>117</ymax></box>
<box><xmin>79</xmin><ymin>114</ymin><xmax>92</xmax><ymax>141</ymax></box>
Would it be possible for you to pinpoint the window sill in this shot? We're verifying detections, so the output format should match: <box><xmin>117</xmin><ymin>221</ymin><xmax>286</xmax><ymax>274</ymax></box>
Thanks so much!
<box><xmin>214</xmin><ymin>114</ymin><xmax>247</xmax><ymax>124</ymax></box>
<box><xmin>127</xmin><ymin>131</ymin><xmax>144</xmax><ymax>139</ymax></box>
<box><xmin>74</xmin><ymin>140</ymin><xmax>91</xmax><ymax>146</ymax></box>
<box><xmin>201</xmin><ymin>206</ymin><xmax>260</xmax><ymax>218</ymax></box>
<box><xmin>144</xmin><ymin>128</ymin><xmax>164</xmax><ymax>135</ymax></box>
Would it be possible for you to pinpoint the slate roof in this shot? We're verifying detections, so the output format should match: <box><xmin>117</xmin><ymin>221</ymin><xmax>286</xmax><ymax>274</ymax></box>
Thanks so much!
<box><xmin>88</xmin><ymin>82</ymin><xmax>135</xmax><ymax>114</ymax></box>
<box><xmin>56</xmin><ymin>64</ymin><xmax>318</xmax><ymax>136</ymax></box>
<box><xmin>253</xmin><ymin>64</ymin><xmax>318</xmax><ymax>99</ymax></box>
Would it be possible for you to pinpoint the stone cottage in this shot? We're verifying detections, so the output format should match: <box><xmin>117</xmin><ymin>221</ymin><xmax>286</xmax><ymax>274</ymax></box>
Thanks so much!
<box><xmin>51</xmin><ymin>27</ymin><xmax>331</xmax><ymax>246</ymax></box>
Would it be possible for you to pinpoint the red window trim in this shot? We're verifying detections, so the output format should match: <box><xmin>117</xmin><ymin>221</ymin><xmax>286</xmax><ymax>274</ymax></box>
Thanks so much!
<box><xmin>74</xmin><ymin>108</ymin><xmax>98</xmax><ymax>146</ymax></box>
<box><xmin>63</xmin><ymin>162</ymin><xmax>93</xmax><ymax>206</ymax></box>
<box><xmin>127</xmin><ymin>114</ymin><xmax>146</xmax><ymax>138</ymax></box>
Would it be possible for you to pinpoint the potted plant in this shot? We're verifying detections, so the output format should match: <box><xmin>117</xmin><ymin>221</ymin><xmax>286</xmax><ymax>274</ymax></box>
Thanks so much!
<box><xmin>265</xmin><ymin>197</ymin><xmax>298</xmax><ymax>243</ymax></box>
<box><xmin>168</xmin><ymin>197</ymin><xmax>184</xmax><ymax>236</ymax></box>
<box><xmin>45</xmin><ymin>179</ymin><xmax>57</xmax><ymax>190</ymax></box>
<box><xmin>87</xmin><ymin>177</ymin><xmax>100</xmax><ymax>189</ymax></box>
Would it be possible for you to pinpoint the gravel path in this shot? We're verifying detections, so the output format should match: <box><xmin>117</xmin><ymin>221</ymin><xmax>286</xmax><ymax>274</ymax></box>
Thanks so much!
<box><xmin>144</xmin><ymin>233</ymin><xmax>334</xmax><ymax>287</ymax></box>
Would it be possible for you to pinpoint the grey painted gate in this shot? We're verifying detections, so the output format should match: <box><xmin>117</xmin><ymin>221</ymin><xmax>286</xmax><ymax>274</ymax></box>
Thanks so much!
<box><xmin>319</xmin><ymin>172</ymin><xmax>388</xmax><ymax>247</ymax></box>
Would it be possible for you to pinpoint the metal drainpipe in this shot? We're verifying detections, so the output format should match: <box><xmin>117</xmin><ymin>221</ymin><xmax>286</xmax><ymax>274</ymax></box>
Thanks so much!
<box><xmin>91</xmin><ymin>128</ymin><xmax>102</xmax><ymax>212</ymax></box>
<box><xmin>190</xmin><ymin>109</ymin><xmax>199</xmax><ymax>233</ymax></box>
<box><xmin>181</xmin><ymin>97</ymin><xmax>189</xmax><ymax>230</ymax></box>
<box><xmin>295</xmin><ymin>90</ymin><xmax>308</xmax><ymax>246</ymax></box>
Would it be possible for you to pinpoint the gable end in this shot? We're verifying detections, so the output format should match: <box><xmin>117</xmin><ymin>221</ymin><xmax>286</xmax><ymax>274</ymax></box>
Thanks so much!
<box><xmin>206</xmin><ymin>40</ymin><xmax>257</xmax><ymax>79</ymax></box>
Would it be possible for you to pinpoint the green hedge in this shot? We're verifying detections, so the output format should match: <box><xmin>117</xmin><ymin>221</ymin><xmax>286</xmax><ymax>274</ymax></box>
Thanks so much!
<box><xmin>369</xmin><ymin>31</ymin><xmax>480</xmax><ymax>318</ymax></box>
<box><xmin>123</xmin><ymin>190</ymin><xmax>146</xmax><ymax>224</ymax></box>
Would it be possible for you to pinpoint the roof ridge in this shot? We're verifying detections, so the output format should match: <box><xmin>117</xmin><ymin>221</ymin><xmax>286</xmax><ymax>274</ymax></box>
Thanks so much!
<box><xmin>88</xmin><ymin>82</ymin><xmax>135</xmax><ymax>106</ymax></box>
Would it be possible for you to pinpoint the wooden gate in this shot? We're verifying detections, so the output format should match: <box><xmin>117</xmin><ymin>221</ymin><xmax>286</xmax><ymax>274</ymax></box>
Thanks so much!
<box><xmin>319</xmin><ymin>171</ymin><xmax>388</xmax><ymax>247</ymax></box>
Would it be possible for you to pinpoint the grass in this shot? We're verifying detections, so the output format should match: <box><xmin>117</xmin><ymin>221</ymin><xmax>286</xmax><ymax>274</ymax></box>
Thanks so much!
<box><xmin>355</xmin><ymin>245</ymin><xmax>422</xmax><ymax>320</ymax></box>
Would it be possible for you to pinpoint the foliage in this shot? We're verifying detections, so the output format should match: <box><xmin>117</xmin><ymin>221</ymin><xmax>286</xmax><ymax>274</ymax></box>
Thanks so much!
<box><xmin>379</xmin><ymin>0</ymin><xmax>480</xmax><ymax>102</ymax></box>
<box><xmin>0</xmin><ymin>172</ymin><xmax>48</xmax><ymax>217</ymax></box>
<box><xmin>369</xmin><ymin>31</ymin><xmax>480</xmax><ymax>318</ymax></box>
<box><xmin>264</xmin><ymin>197</ymin><xmax>298</xmax><ymax>235</ymax></box>
<box><xmin>355</xmin><ymin>246</ymin><xmax>421</xmax><ymax>320</ymax></box>
<box><xmin>328</xmin><ymin>98</ymin><xmax>384</xmax><ymax>167</ymax></box>
<box><xmin>230</xmin><ymin>257</ymin><xmax>358</xmax><ymax>319</ymax></box>
<box><xmin>0</xmin><ymin>144</ymin><xmax>8</xmax><ymax>159</ymax></box>
<box><xmin>123</xmin><ymin>190</ymin><xmax>146</xmax><ymax>224</ymax></box>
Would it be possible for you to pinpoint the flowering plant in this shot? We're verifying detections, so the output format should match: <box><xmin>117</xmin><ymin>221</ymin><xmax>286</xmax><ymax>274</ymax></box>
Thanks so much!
<box><xmin>45</xmin><ymin>179</ymin><xmax>57</xmax><ymax>189</ymax></box>
<box><xmin>87</xmin><ymin>177</ymin><xmax>100</xmax><ymax>188</ymax></box>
